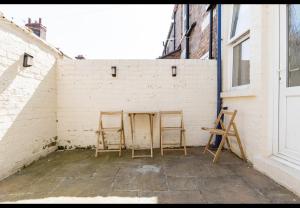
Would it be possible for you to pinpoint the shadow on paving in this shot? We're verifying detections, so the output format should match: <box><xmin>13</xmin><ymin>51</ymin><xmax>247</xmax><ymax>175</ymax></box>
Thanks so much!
<box><xmin>0</xmin><ymin>147</ymin><xmax>299</xmax><ymax>204</ymax></box>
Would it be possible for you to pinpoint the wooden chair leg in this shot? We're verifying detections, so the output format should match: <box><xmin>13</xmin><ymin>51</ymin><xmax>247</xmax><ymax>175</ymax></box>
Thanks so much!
<box><xmin>119</xmin><ymin>131</ymin><xmax>122</xmax><ymax>157</ymax></box>
<box><xmin>233</xmin><ymin>123</ymin><xmax>247</xmax><ymax>161</ymax></box>
<box><xmin>95</xmin><ymin>133</ymin><xmax>100</xmax><ymax>157</ymax></box>
<box><xmin>160</xmin><ymin>132</ymin><xmax>163</xmax><ymax>156</ymax></box>
<box><xmin>203</xmin><ymin>133</ymin><xmax>214</xmax><ymax>154</ymax></box>
<box><xmin>101</xmin><ymin>131</ymin><xmax>106</xmax><ymax>150</ymax></box>
<box><xmin>225</xmin><ymin>136</ymin><xmax>231</xmax><ymax>152</ymax></box>
<box><xmin>213</xmin><ymin>135</ymin><xmax>226</xmax><ymax>163</ymax></box>
<box><xmin>95</xmin><ymin>148</ymin><xmax>98</xmax><ymax>157</ymax></box>
<box><xmin>122</xmin><ymin>129</ymin><xmax>126</xmax><ymax>149</ymax></box>
<box><xmin>180</xmin><ymin>128</ymin><xmax>183</xmax><ymax>147</ymax></box>
<box><xmin>182</xmin><ymin>130</ymin><xmax>187</xmax><ymax>156</ymax></box>
<box><xmin>149</xmin><ymin>115</ymin><xmax>154</xmax><ymax>158</ymax></box>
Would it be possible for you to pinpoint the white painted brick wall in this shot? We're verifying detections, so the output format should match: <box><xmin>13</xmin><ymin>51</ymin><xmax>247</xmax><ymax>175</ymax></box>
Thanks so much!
<box><xmin>0</xmin><ymin>18</ymin><xmax>61</xmax><ymax>180</ymax></box>
<box><xmin>57</xmin><ymin>59</ymin><xmax>217</xmax><ymax>149</ymax></box>
<box><xmin>221</xmin><ymin>5</ymin><xmax>268</xmax><ymax>162</ymax></box>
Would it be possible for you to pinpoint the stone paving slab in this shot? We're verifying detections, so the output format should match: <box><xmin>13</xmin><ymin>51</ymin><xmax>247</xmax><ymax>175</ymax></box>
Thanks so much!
<box><xmin>0</xmin><ymin>147</ymin><xmax>299</xmax><ymax>204</ymax></box>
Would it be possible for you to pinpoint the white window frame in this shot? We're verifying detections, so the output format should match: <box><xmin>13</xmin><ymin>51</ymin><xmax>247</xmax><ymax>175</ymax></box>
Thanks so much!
<box><xmin>227</xmin><ymin>4</ymin><xmax>251</xmax><ymax>91</ymax></box>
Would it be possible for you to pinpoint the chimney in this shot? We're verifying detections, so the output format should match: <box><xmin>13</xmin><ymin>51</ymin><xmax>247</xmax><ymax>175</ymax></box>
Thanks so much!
<box><xmin>25</xmin><ymin>17</ymin><xmax>47</xmax><ymax>40</ymax></box>
<box><xmin>75</xmin><ymin>55</ymin><xmax>85</xmax><ymax>60</ymax></box>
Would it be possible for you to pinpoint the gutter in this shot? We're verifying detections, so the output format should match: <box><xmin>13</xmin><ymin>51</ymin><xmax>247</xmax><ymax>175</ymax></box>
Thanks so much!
<box><xmin>207</xmin><ymin>4</ymin><xmax>216</xmax><ymax>59</ymax></box>
<box><xmin>185</xmin><ymin>4</ymin><xmax>190</xmax><ymax>59</ymax></box>
<box><xmin>213</xmin><ymin>4</ymin><xmax>223</xmax><ymax>148</ymax></box>
<box><xmin>173</xmin><ymin>10</ymin><xmax>176</xmax><ymax>51</ymax></box>
<box><xmin>162</xmin><ymin>22</ymin><xmax>174</xmax><ymax>56</ymax></box>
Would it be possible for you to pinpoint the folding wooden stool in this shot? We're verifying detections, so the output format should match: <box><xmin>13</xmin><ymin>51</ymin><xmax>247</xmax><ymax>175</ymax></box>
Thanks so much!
<box><xmin>95</xmin><ymin>111</ymin><xmax>125</xmax><ymax>157</ymax></box>
<box><xmin>202</xmin><ymin>109</ymin><xmax>247</xmax><ymax>163</ymax></box>
<box><xmin>159</xmin><ymin>111</ymin><xmax>187</xmax><ymax>156</ymax></box>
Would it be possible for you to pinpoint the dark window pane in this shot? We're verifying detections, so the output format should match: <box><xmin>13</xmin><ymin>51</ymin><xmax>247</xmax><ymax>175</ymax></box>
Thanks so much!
<box><xmin>232</xmin><ymin>38</ymin><xmax>250</xmax><ymax>87</ymax></box>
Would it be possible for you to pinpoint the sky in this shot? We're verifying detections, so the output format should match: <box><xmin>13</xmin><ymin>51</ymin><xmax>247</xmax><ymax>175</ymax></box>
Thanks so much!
<box><xmin>0</xmin><ymin>4</ymin><xmax>174</xmax><ymax>59</ymax></box>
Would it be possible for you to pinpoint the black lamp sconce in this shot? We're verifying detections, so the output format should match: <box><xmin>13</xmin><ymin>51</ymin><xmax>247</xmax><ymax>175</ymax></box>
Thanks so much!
<box><xmin>111</xmin><ymin>66</ymin><xmax>117</xmax><ymax>77</ymax></box>
<box><xmin>23</xmin><ymin>53</ymin><xmax>33</xmax><ymax>67</ymax></box>
<box><xmin>172</xmin><ymin>66</ymin><xmax>177</xmax><ymax>77</ymax></box>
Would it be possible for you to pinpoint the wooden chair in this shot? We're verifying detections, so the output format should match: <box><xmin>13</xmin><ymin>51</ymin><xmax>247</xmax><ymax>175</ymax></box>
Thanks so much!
<box><xmin>202</xmin><ymin>109</ymin><xmax>246</xmax><ymax>163</ymax></box>
<box><xmin>95</xmin><ymin>111</ymin><xmax>125</xmax><ymax>157</ymax></box>
<box><xmin>159</xmin><ymin>111</ymin><xmax>187</xmax><ymax>156</ymax></box>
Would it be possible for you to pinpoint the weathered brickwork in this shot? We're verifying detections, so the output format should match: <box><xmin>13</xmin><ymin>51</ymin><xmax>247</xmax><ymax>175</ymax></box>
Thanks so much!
<box><xmin>161</xmin><ymin>4</ymin><xmax>217</xmax><ymax>59</ymax></box>
<box><xmin>0</xmin><ymin>16</ymin><xmax>63</xmax><ymax>180</ymax></box>
<box><xmin>189</xmin><ymin>5</ymin><xmax>218</xmax><ymax>59</ymax></box>
<box><xmin>56</xmin><ymin>59</ymin><xmax>217</xmax><ymax>149</ymax></box>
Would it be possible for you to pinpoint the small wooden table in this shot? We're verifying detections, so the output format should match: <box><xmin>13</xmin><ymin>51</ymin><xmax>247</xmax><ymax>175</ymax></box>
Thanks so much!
<box><xmin>127</xmin><ymin>112</ymin><xmax>156</xmax><ymax>158</ymax></box>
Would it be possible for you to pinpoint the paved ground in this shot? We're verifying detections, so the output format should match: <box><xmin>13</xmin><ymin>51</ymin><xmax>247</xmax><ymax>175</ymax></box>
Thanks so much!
<box><xmin>0</xmin><ymin>147</ymin><xmax>299</xmax><ymax>204</ymax></box>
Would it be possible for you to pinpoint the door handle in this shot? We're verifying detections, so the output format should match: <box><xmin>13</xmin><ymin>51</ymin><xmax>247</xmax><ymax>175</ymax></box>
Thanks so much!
<box><xmin>277</xmin><ymin>69</ymin><xmax>283</xmax><ymax>81</ymax></box>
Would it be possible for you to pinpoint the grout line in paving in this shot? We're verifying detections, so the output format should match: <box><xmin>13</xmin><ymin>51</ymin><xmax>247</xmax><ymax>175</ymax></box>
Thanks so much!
<box><xmin>47</xmin><ymin>177</ymin><xmax>67</xmax><ymax>195</ymax></box>
<box><xmin>110</xmin><ymin>167</ymin><xmax>121</xmax><ymax>192</ymax></box>
<box><xmin>162</xmin><ymin>160</ymin><xmax>169</xmax><ymax>192</ymax></box>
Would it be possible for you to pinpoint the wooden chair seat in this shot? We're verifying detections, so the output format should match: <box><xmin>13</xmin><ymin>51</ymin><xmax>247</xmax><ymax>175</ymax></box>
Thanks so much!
<box><xmin>201</xmin><ymin>127</ymin><xmax>236</xmax><ymax>136</ymax></box>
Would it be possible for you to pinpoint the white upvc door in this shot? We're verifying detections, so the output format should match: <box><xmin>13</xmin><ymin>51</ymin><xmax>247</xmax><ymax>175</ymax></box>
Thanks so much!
<box><xmin>278</xmin><ymin>4</ymin><xmax>300</xmax><ymax>164</ymax></box>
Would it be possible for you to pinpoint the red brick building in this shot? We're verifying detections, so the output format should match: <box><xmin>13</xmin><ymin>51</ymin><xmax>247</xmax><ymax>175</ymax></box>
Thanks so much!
<box><xmin>159</xmin><ymin>4</ymin><xmax>217</xmax><ymax>59</ymax></box>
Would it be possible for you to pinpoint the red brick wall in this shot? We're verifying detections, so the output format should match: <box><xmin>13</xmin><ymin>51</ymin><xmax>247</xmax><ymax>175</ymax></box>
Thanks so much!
<box><xmin>188</xmin><ymin>4</ymin><xmax>217</xmax><ymax>59</ymax></box>
<box><xmin>161</xmin><ymin>4</ymin><xmax>217</xmax><ymax>59</ymax></box>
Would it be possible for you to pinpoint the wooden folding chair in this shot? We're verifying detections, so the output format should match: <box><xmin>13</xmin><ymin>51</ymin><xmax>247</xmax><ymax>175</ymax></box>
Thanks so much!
<box><xmin>159</xmin><ymin>111</ymin><xmax>187</xmax><ymax>156</ymax></box>
<box><xmin>95</xmin><ymin>111</ymin><xmax>125</xmax><ymax>157</ymax></box>
<box><xmin>202</xmin><ymin>109</ymin><xmax>246</xmax><ymax>163</ymax></box>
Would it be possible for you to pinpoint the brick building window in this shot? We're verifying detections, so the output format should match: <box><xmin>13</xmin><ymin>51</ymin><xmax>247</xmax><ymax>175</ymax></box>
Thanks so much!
<box><xmin>229</xmin><ymin>4</ymin><xmax>251</xmax><ymax>88</ymax></box>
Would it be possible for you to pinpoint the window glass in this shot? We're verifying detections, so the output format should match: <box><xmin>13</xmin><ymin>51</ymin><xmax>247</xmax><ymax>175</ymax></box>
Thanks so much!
<box><xmin>232</xmin><ymin>38</ymin><xmax>250</xmax><ymax>87</ymax></box>
<box><xmin>288</xmin><ymin>4</ymin><xmax>300</xmax><ymax>87</ymax></box>
<box><xmin>230</xmin><ymin>4</ymin><xmax>250</xmax><ymax>39</ymax></box>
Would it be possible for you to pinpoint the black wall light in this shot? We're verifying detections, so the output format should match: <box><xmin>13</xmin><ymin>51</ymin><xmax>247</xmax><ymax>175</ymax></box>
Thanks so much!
<box><xmin>23</xmin><ymin>53</ymin><xmax>33</xmax><ymax>67</ymax></box>
<box><xmin>111</xmin><ymin>66</ymin><xmax>117</xmax><ymax>77</ymax></box>
<box><xmin>172</xmin><ymin>66</ymin><xmax>177</xmax><ymax>77</ymax></box>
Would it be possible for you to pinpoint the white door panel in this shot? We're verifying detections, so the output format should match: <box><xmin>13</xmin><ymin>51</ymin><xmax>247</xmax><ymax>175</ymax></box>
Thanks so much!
<box><xmin>279</xmin><ymin>4</ymin><xmax>300</xmax><ymax>163</ymax></box>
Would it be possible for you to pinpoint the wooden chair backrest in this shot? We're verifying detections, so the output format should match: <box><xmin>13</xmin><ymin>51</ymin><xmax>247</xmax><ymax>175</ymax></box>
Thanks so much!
<box><xmin>214</xmin><ymin>109</ymin><xmax>237</xmax><ymax>133</ymax></box>
<box><xmin>99</xmin><ymin>111</ymin><xmax>123</xmax><ymax>129</ymax></box>
<box><xmin>159</xmin><ymin>111</ymin><xmax>183</xmax><ymax>128</ymax></box>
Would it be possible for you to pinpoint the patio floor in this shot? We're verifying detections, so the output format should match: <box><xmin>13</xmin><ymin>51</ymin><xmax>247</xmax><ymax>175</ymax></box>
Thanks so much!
<box><xmin>0</xmin><ymin>147</ymin><xmax>299</xmax><ymax>204</ymax></box>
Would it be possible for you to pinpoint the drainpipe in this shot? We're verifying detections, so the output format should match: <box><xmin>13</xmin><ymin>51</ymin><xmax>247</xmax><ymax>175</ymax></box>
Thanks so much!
<box><xmin>213</xmin><ymin>4</ymin><xmax>222</xmax><ymax>148</ymax></box>
<box><xmin>173</xmin><ymin>12</ymin><xmax>176</xmax><ymax>51</ymax></box>
<box><xmin>185</xmin><ymin>4</ymin><xmax>190</xmax><ymax>59</ymax></box>
<box><xmin>208</xmin><ymin>6</ymin><xmax>214</xmax><ymax>59</ymax></box>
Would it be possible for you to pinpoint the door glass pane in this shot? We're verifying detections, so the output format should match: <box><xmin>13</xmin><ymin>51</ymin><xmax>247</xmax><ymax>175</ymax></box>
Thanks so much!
<box><xmin>232</xmin><ymin>38</ymin><xmax>250</xmax><ymax>87</ymax></box>
<box><xmin>288</xmin><ymin>4</ymin><xmax>300</xmax><ymax>87</ymax></box>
